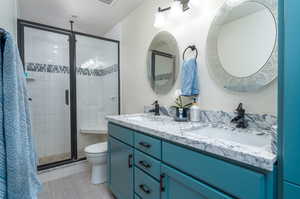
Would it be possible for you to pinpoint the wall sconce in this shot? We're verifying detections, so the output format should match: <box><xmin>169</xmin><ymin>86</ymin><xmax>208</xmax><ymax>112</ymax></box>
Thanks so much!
<box><xmin>154</xmin><ymin>0</ymin><xmax>193</xmax><ymax>28</ymax></box>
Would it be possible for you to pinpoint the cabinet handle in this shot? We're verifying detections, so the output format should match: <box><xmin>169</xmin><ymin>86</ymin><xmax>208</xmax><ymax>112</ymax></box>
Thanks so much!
<box><xmin>139</xmin><ymin>142</ymin><xmax>151</xmax><ymax>148</ymax></box>
<box><xmin>139</xmin><ymin>184</ymin><xmax>151</xmax><ymax>194</ymax></box>
<box><xmin>139</xmin><ymin>160</ymin><xmax>151</xmax><ymax>169</ymax></box>
<box><xmin>160</xmin><ymin>174</ymin><xmax>165</xmax><ymax>192</ymax></box>
<box><xmin>128</xmin><ymin>154</ymin><xmax>133</xmax><ymax>168</ymax></box>
<box><xmin>65</xmin><ymin>89</ymin><xmax>69</xmax><ymax>106</ymax></box>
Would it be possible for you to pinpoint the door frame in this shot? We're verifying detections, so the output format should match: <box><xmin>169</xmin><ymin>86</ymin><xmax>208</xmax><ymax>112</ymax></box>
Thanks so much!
<box><xmin>17</xmin><ymin>19</ymin><xmax>121</xmax><ymax>170</ymax></box>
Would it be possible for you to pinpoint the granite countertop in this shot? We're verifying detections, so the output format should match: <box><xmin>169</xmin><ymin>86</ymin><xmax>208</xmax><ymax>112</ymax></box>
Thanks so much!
<box><xmin>106</xmin><ymin>112</ymin><xmax>277</xmax><ymax>171</ymax></box>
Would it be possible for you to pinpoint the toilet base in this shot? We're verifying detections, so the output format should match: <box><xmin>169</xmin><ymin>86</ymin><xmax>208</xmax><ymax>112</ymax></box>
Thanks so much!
<box><xmin>91</xmin><ymin>164</ymin><xmax>107</xmax><ymax>185</ymax></box>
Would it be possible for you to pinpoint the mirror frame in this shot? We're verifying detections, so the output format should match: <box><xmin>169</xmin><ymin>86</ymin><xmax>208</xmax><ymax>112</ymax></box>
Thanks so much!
<box><xmin>206</xmin><ymin>0</ymin><xmax>278</xmax><ymax>92</ymax></box>
<box><xmin>147</xmin><ymin>31</ymin><xmax>180</xmax><ymax>95</ymax></box>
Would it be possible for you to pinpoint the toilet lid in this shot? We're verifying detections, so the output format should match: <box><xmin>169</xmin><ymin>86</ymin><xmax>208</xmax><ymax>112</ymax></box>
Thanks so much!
<box><xmin>84</xmin><ymin>142</ymin><xmax>107</xmax><ymax>154</ymax></box>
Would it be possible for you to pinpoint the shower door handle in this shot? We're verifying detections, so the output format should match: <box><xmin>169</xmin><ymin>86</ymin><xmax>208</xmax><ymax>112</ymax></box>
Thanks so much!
<box><xmin>65</xmin><ymin>89</ymin><xmax>69</xmax><ymax>106</ymax></box>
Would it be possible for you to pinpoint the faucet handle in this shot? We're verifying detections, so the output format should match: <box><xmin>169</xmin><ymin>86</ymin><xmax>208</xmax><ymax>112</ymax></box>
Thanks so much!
<box><xmin>235</xmin><ymin>103</ymin><xmax>245</xmax><ymax>114</ymax></box>
<box><xmin>152</xmin><ymin>100</ymin><xmax>159</xmax><ymax>105</ymax></box>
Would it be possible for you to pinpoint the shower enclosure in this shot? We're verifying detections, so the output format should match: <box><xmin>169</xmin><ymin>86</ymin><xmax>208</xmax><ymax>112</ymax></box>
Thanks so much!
<box><xmin>18</xmin><ymin>20</ymin><xmax>120</xmax><ymax>170</ymax></box>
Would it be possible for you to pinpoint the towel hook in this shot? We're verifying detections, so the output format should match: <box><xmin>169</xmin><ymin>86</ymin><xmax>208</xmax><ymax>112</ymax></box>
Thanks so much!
<box><xmin>183</xmin><ymin>45</ymin><xmax>198</xmax><ymax>61</ymax></box>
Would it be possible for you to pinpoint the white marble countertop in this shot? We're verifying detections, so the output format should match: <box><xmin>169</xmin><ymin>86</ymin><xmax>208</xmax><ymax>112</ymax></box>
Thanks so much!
<box><xmin>106</xmin><ymin>113</ymin><xmax>277</xmax><ymax>171</ymax></box>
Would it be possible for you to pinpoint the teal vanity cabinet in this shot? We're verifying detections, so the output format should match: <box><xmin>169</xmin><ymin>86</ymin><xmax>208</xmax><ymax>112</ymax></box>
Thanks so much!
<box><xmin>161</xmin><ymin>142</ymin><xmax>276</xmax><ymax>199</ymax></box>
<box><xmin>108</xmin><ymin>123</ymin><xmax>276</xmax><ymax>199</ymax></box>
<box><xmin>107</xmin><ymin>124</ymin><xmax>134</xmax><ymax>199</ymax></box>
<box><xmin>280</xmin><ymin>0</ymin><xmax>300</xmax><ymax>198</ymax></box>
<box><xmin>160</xmin><ymin>164</ymin><xmax>232</xmax><ymax>199</ymax></box>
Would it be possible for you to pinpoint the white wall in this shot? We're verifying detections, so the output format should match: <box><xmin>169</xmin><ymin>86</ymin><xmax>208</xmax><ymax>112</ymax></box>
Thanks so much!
<box><xmin>105</xmin><ymin>0</ymin><xmax>277</xmax><ymax>115</ymax></box>
<box><xmin>104</xmin><ymin>23</ymin><xmax>122</xmax><ymax>41</ymax></box>
<box><xmin>0</xmin><ymin>0</ymin><xmax>18</xmax><ymax>37</ymax></box>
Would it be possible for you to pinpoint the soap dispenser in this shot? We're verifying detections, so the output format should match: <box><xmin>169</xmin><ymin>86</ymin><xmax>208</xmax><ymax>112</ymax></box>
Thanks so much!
<box><xmin>190</xmin><ymin>98</ymin><xmax>201</xmax><ymax>122</ymax></box>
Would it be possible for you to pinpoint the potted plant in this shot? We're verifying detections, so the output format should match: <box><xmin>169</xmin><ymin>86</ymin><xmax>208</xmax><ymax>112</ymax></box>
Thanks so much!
<box><xmin>172</xmin><ymin>95</ymin><xmax>193</xmax><ymax>120</ymax></box>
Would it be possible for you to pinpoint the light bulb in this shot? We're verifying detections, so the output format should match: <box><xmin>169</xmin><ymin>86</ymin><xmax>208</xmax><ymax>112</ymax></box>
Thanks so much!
<box><xmin>169</xmin><ymin>1</ymin><xmax>182</xmax><ymax>19</ymax></box>
<box><xmin>154</xmin><ymin>12</ymin><xmax>166</xmax><ymax>28</ymax></box>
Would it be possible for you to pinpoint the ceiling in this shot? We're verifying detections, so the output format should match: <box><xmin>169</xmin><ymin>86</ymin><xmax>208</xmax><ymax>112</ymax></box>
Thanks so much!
<box><xmin>18</xmin><ymin>0</ymin><xmax>145</xmax><ymax>36</ymax></box>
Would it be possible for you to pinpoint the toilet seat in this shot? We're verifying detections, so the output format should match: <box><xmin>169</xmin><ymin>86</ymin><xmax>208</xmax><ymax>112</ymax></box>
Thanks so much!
<box><xmin>85</xmin><ymin>142</ymin><xmax>107</xmax><ymax>154</ymax></box>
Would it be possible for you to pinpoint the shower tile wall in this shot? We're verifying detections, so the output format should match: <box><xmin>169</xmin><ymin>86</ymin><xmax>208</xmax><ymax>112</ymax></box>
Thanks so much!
<box><xmin>76</xmin><ymin>35</ymin><xmax>119</xmax><ymax>157</ymax></box>
<box><xmin>28</xmin><ymin>72</ymin><xmax>70</xmax><ymax>155</ymax></box>
<box><xmin>24</xmin><ymin>27</ymin><xmax>71</xmax><ymax>164</ymax></box>
<box><xmin>25</xmin><ymin>27</ymin><xmax>119</xmax><ymax>165</ymax></box>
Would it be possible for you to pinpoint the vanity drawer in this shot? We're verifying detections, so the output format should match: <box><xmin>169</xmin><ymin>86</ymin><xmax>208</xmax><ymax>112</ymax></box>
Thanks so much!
<box><xmin>135</xmin><ymin>133</ymin><xmax>161</xmax><ymax>159</ymax></box>
<box><xmin>135</xmin><ymin>167</ymin><xmax>160</xmax><ymax>199</ymax></box>
<box><xmin>135</xmin><ymin>150</ymin><xmax>161</xmax><ymax>180</ymax></box>
<box><xmin>162</xmin><ymin>141</ymin><xmax>266</xmax><ymax>199</ymax></box>
<box><xmin>108</xmin><ymin>123</ymin><xmax>134</xmax><ymax>146</ymax></box>
<box><xmin>284</xmin><ymin>181</ymin><xmax>300</xmax><ymax>199</ymax></box>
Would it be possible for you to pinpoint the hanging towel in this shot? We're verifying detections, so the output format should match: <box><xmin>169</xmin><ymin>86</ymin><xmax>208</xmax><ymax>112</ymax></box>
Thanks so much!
<box><xmin>0</xmin><ymin>31</ymin><xmax>41</xmax><ymax>199</ymax></box>
<box><xmin>181</xmin><ymin>58</ymin><xmax>199</xmax><ymax>96</ymax></box>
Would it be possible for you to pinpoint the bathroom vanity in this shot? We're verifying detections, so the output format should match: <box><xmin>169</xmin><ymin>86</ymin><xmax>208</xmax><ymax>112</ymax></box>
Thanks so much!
<box><xmin>106</xmin><ymin>113</ymin><xmax>277</xmax><ymax>199</ymax></box>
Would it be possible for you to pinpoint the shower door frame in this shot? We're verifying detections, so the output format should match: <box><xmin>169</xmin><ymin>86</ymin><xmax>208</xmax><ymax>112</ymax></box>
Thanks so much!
<box><xmin>17</xmin><ymin>19</ymin><xmax>121</xmax><ymax>171</ymax></box>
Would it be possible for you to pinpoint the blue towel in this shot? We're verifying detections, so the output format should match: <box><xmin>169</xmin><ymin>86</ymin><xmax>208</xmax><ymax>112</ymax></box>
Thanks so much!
<box><xmin>181</xmin><ymin>58</ymin><xmax>199</xmax><ymax>96</ymax></box>
<box><xmin>0</xmin><ymin>31</ymin><xmax>41</xmax><ymax>199</ymax></box>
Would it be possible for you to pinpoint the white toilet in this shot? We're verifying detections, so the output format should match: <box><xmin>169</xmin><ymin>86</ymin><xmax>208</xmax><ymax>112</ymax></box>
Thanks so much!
<box><xmin>84</xmin><ymin>142</ymin><xmax>108</xmax><ymax>184</ymax></box>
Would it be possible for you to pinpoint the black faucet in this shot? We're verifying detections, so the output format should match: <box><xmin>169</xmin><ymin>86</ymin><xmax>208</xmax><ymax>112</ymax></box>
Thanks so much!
<box><xmin>149</xmin><ymin>100</ymin><xmax>160</xmax><ymax>116</ymax></box>
<box><xmin>231</xmin><ymin>103</ymin><xmax>248</xmax><ymax>129</ymax></box>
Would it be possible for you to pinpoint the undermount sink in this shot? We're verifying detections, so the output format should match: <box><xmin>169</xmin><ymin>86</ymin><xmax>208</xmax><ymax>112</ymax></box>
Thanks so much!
<box><xmin>127</xmin><ymin>116</ymin><xmax>145</xmax><ymax>122</ymax></box>
<box><xmin>127</xmin><ymin>114</ymin><xmax>170</xmax><ymax>122</ymax></box>
<box><xmin>125</xmin><ymin>114</ymin><xmax>271</xmax><ymax>149</ymax></box>
<box><xmin>185</xmin><ymin>127</ymin><xmax>271</xmax><ymax>148</ymax></box>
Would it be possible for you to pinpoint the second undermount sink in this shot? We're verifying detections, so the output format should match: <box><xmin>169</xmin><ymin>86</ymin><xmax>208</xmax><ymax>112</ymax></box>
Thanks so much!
<box><xmin>185</xmin><ymin>127</ymin><xmax>271</xmax><ymax>148</ymax></box>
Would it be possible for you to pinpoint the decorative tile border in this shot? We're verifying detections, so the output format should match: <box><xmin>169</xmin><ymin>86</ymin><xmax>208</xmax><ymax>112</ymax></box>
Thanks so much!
<box><xmin>27</xmin><ymin>63</ymin><xmax>69</xmax><ymax>74</ymax></box>
<box><xmin>26</xmin><ymin>62</ymin><xmax>118</xmax><ymax>77</ymax></box>
<box><xmin>77</xmin><ymin>64</ymin><xmax>118</xmax><ymax>76</ymax></box>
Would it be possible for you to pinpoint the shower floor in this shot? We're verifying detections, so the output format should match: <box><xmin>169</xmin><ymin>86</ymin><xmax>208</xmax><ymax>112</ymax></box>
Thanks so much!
<box><xmin>39</xmin><ymin>150</ymin><xmax>86</xmax><ymax>165</ymax></box>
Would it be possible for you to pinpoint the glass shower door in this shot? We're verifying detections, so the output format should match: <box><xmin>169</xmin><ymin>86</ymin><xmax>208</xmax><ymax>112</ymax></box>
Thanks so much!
<box><xmin>76</xmin><ymin>35</ymin><xmax>119</xmax><ymax>158</ymax></box>
<box><xmin>24</xmin><ymin>27</ymin><xmax>72</xmax><ymax>166</ymax></box>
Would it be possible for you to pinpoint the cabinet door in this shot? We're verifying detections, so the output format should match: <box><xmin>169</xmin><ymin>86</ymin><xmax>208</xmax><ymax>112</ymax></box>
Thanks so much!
<box><xmin>284</xmin><ymin>182</ymin><xmax>300</xmax><ymax>199</ymax></box>
<box><xmin>108</xmin><ymin>136</ymin><xmax>134</xmax><ymax>199</ymax></box>
<box><xmin>161</xmin><ymin>164</ymin><xmax>232</xmax><ymax>199</ymax></box>
<box><xmin>282</xmin><ymin>0</ymin><xmax>300</xmax><ymax>186</ymax></box>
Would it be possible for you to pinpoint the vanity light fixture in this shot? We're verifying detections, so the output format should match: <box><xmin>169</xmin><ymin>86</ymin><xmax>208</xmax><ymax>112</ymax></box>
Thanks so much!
<box><xmin>154</xmin><ymin>0</ymin><xmax>192</xmax><ymax>28</ymax></box>
<box><xmin>169</xmin><ymin>1</ymin><xmax>183</xmax><ymax>18</ymax></box>
<box><xmin>154</xmin><ymin>11</ymin><xmax>167</xmax><ymax>28</ymax></box>
<box><xmin>154</xmin><ymin>6</ymin><xmax>171</xmax><ymax>28</ymax></box>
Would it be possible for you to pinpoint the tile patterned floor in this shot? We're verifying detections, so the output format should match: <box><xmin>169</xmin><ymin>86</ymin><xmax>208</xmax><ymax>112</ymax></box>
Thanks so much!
<box><xmin>38</xmin><ymin>172</ymin><xmax>115</xmax><ymax>199</ymax></box>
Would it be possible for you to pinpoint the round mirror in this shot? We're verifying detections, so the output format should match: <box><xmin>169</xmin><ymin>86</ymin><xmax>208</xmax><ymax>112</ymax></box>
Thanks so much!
<box><xmin>147</xmin><ymin>31</ymin><xmax>179</xmax><ymax>95</ymax></box>
<box><xmin>207</xmin><ymin>0</ymin><xmax>277</xmax><ymax>92</ymax></box>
